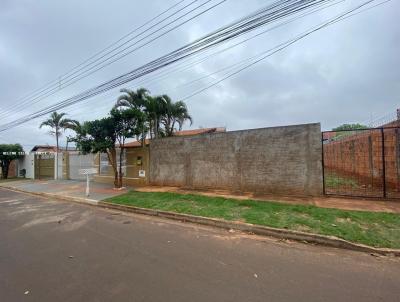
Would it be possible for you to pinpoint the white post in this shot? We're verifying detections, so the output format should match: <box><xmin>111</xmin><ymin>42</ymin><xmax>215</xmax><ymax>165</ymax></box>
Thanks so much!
<box><xmin>55</xmin><ymin>151</ymin><xmax>58</xmax><ymax>180</ymax></box>
<box><xmin>86</xmin><ymin>174</ymin><xmax>90</xmax><ymax>197</ymax></box>
<box><xmin>80</xmin><ymin>168</ymin><xmax>96</xmax><ymax>197</ymax></box>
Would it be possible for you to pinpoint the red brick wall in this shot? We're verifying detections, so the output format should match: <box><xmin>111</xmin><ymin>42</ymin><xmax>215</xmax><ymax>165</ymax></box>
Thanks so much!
<box><xmin>0</xmin><ymin>159</ymin><xmax>17</xmax><ymax>178</ymax></box>
<box><xmin>323</xmin><ymin>128</ymin><xmax>400</xmax><ymax>188</ymax></box>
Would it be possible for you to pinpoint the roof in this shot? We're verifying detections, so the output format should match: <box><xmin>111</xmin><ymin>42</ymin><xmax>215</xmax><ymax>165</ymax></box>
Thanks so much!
<box><xmin>123</xmin><ymin>127</ymin><xmax>226</xmax><ymax>148</ymax></box>
<box><xmin>124</xmin><ymin>139</ymin><xmax>150</xmax><ymax>148</ymax></box>
<box><xmin>173</xmin><ymin>127</ymin><xmax>226</xmax><ymax>136</ymax></box>
<box><xmin>31</xmin><ymin>145</ymin><xmax>59</xmax><ymax>152</ymax></box>
<box><xmin>30</xmin><ymin>145</ymin><xmax>77</xmax><ymax>152</ymax></box>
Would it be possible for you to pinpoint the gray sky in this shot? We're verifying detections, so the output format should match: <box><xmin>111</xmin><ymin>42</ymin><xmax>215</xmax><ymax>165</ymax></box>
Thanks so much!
<box><xmin>0</xmin><ymin>0</ymin><xmax>399</xmax><ymax>150</ymax></box>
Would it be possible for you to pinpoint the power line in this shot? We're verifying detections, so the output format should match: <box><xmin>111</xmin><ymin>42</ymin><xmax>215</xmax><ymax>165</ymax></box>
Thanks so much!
<box><xmin>0</xmin><ymin>0</ymin><xmax>351</xmax><ymax>132</ymax></box>
<box><xmin>2</xmin><ymin>0</ymin><xmax>322</xmax><ymax>122</ymax></box>
<box><xmin>45</xmin><ymin>0</ymin><xmax>388</xmax><ymax>122</ymax></box>
<box><xmin>180</xmin><ymin>0</ymin><xmax>388</xmax><ymax>101</ymax></box>
<box><xmin>7</xmin><ymin>0</ymin><xmax>189</xmax><ymax>106</ymax></box>
<box><xmin>0</xmin><ymin>0</ymin><xmax>344</xmax><ymax>129</ymax></box>
<box><xmin>0</xmin><ymin>0</ymin><xmax>206</xmax><ymax>119</ymax></box>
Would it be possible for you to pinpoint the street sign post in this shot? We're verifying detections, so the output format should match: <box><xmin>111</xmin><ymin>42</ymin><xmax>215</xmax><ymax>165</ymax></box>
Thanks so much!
<box><xmin>79</xmin><ymin>168</ymin><xmax>98</xmax><ymax>197</ymax></box>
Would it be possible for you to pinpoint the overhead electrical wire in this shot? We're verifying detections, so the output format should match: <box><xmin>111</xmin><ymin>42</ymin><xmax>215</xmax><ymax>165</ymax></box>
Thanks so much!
<box><xmin>11</xmin><ymin>0</ymin><xmax>188</xmax><ymax>102</ymax></box>
<box><xmin>0</xmin><ymin>0</ymin><xmax>220</xmax><ymax>119</ymax></box>
<box><xmin>4</xmin><ymin>0</ymin><xmax>192</xmax><ymax>107</ymax></box>
<box><xmin>64</xmin><ymin>0</ymin><xmax>347</xmax><ymax>119</ymax></box>
<box><xmin>0</xmin><ymin>0</ymin><xmax>349</xmax><ymax>129</ymax></box>
<box><xmin>180</xmin><ymin>0</ymin><xmax>388</xmax><ymax>101</ymax></box>
<box><xmin>69</xmin><ymin>0</ymin><xmax>387</xmax><ymax>119</ymax></box>
<box><xmin>0</xmin><ymin>0</ymin><xmax>384</xmax><ymax>132</ymax></box>
<box><xmin>0</xmin><ymin>0</ymin><xmax>326</xmax><ymax>122</ymax></box>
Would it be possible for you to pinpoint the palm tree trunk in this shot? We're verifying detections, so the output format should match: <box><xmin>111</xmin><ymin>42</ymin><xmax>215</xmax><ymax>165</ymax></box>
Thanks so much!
<box><xmin>55</xmin><ymin>127</ymin><xmax>59</xmax><ymax>180</ymax></box>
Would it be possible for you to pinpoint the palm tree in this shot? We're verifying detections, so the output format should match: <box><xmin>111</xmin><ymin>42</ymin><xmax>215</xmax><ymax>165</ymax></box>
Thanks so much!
<box><xmin>114</xmin><ymin>88</ymin><xmax>149</xmax><ymax>110</ymax></box>
<box><xmin>145</xmin><ymin>95</ymin><xmax>167</xmax><ymax>139</ymax></box>
<box><xmin>39</xmin><ymin>112</ymin><xmax>74</xmax><ymax>152</ymax></box>
<box><xmin>114</xmin><ymin>88</ymin><xmax>192</xmax><ymax>139</ymax></box>
<box><xmin>161</xmin><ymin>96</ymin><xmax>192</xmax><ymax>136</ymax></box>
<box><xmin>64</xmin><ymin>120</ymin><xmax>84</xmax><ymax>150</ymax></box>
<box><xmin>115</xmin><ymin>88</ymin><xmax>150</xmax><ymax>144</ymax></box>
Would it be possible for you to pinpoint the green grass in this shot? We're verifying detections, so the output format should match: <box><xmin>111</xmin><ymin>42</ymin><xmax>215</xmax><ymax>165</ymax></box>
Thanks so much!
<box><xmin>325</xmin><ymin>172</ymin><xmax>359</xmax><ymax>189</ymax></box>
<box><xmin>106</xmin><ymin>191</ymin><xmax>400</xmax><ymax>249</ymax></box>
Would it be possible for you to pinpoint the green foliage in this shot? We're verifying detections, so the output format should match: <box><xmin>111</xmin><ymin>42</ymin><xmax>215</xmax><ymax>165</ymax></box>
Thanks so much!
<box><xmin>332</xmin><ymin>123</ymin><xmax>368</xmax><ymax>131</ymax></box>
<box><xmin>114</xmin><ymin>87</ymin><xmax>192</xmax><ymax>139</ymax></box>
<box><xmin>331</xmin><ymin>124</ymin><xmax>369</xmax><ymax>141</ymax></box>
<box><xmin>74</xmin><ymin>107</ymin><xmax>145</xmax><ymax>188</ymax></box>
<box><xmin>325</xmin><ymin>172</ymin><xmax>359</xmax><ymax>189</ymax></box>
<box><xmin>39</xmin><ymin>111</ymin><xmax>75</xmax><ymax>150</ymax></box>
<box><xmin>0</xmin><ymin>144</ymin><xmax>24</xmax><ymax>179</ymax></box>
<box><xmin>107</xmin><ymin>191</ymin><xmax>400</xmax><ymax>248</ymax></box>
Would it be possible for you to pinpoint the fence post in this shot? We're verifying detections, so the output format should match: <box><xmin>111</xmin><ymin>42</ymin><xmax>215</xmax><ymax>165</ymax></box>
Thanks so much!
<box><xmin>381</xmin><ymin>128</ymin><xmax>387</xmax><ymax>198</ymax></box>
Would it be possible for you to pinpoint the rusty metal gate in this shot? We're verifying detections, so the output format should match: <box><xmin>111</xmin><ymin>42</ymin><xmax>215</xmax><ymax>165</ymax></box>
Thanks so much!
<box><xmin>322</xmin><ymin>127</ymin><xmax>400</xmax><ymax>199</ymax></box>
<box><xmin>34</xmin><ymin>153</ymin><xmax>55</xmax><ymax>179</ymax></box>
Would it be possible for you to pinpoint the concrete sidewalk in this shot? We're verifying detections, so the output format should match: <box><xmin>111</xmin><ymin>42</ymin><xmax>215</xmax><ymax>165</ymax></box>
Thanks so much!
<box><xmin>0</xmin><ymin>179</ymin><xmax>127</xmax><ymax>202</ymax></box>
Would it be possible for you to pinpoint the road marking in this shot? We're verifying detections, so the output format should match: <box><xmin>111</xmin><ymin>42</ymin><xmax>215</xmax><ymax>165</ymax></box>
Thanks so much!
<box><xmin>0</xmin><ymin>199</ymin><xmax>22</xmax><ymax>204</ymax></box>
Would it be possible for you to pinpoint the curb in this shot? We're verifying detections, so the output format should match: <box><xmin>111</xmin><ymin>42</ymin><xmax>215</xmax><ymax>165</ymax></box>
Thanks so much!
<box><xmin>0</xmin><ymin>185</ymin><xmax>98</xmax><ymax>206</ymax></box>
<box><xmin>98</xmin><ymin>201</ymin><xmax>400</xmax><ymax>257</ymax></box>
<box><xmin>2</xmin><ymin>184</ymin><xmax>399</xmax><ymax>257</ymax></box>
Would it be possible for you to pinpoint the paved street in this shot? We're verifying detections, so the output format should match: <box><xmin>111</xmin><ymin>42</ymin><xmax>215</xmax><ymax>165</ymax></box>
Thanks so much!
<box><xmin>0</xmin><ymin>188</ymin><xmax>399</xmax><ymax>302</ymax></box>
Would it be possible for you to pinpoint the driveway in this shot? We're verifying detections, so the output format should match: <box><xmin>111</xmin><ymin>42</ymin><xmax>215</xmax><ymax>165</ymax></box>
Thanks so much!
<box><xmin>0</xmin><ymin>179</ymin><xmax>126</xmax><ymax>201</ymax></box>
<box><xmin>0</xmin><ymin>188</ymin><xmax>399</xmax><ymax>302</ymax></box>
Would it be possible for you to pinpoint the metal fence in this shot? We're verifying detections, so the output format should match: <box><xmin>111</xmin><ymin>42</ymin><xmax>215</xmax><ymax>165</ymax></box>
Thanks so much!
<box><xmin>68</xmin><ymin>152</ymin><xmax>97</xmax><ymax>180</ymax></box>
<box><xmin>322</xmin><ymin>127</ymin><xmax>400</xmax><ymax>199</ymax></box>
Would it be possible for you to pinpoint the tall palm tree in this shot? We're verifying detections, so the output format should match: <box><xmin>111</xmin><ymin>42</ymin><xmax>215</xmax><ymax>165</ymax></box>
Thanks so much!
<box><xmin>115</xmin><ymin>88</ymin><xmax>150</xmax><ymax>144</ymax></box>
<box><xmin>145</xmin><ymin>95</ymin><xmax>168</xmax><ymax>139</ymax></box>
<box><xmin>114</xmin><ymin>88</ymin><xmax>192</xmax><ymax>139</ymax></box>
<box><xmin>64</xmin><ymin>120</ymin><xmax>83</xmax><ymax>149</ymax></box>
<box><xmin>161</xmin><ymin>96</ymin><xmax>192</xmax><ymax>136</ymax></box>
<box><xmin>114</xmin><ymin>88</ymin><xmax>149</xmax><ymax>110</ymax></box>
<box><xmin>39</xmin><ymin>112</ymin><xmax>74</xmax><ymax>152</ymax></box>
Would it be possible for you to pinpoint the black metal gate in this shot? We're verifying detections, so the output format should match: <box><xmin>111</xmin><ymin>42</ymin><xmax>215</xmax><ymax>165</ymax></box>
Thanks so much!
<box><xmin>322</xmin><ymin>127</ymin><xmax>400</xmax><ymax>199</ymax></box>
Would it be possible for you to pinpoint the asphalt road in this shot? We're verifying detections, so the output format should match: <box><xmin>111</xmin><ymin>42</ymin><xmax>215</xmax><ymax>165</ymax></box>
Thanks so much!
<box><xmin>0</xmin><ymin>188</ymin><xmax>399</xmax><ymax>302</ymax></box>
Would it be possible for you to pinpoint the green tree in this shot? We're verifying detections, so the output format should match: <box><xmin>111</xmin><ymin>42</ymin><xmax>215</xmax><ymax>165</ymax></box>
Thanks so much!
<box><xmin>64</xmin><ymin>120</ymin><xmax>84</xmax><ymax>150</ymax></box>
<box><xmin>39</xmin><ymin>112</ymin><xmax>74</xmax><ymax>152</ymax></box>
<box><xmin>161</xmin><ymin>96</ymin><xmax>192</xmax><ymax>136</ymax></box>
<box><xmin>75</xmin><ymin>108</ymin><xmax>144</xmax><ymax>188</ymax></box>
<box><xmin>145</xmin><ymin>95</ymin><xmax>167</xmax><ymax>139</ymax></box>
<box><xmin>114</xmin><ymin>88</ymin><xmax>150</xmax><ymax>145</ymax></box>
<box><xmin>114</xmin><ymin>88</ymin><xmax>192</xmax><ymax>139</ymax></box>
<box><xmin>332</xmin><ymin>124</ymin><xmax>368</xmax><ymax>131</ymax></box>
<box><xmin>331</xmin><ymin>123</ymin><xmax>368</xmax><ymax>140</ymax></box>
<box><xmin>114</xmin><ymin>88</ymin><xmax>149</xmax><ymax>110</ymax></box>
<box><xmin>0</xmin><ymin>144</ymin><xmax>24</xmax><ymax>179</ymax></box>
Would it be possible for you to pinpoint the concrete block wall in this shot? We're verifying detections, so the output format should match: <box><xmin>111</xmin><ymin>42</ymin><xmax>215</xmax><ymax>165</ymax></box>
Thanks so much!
<box><xmin>149</xmin><ymin>123</ymin><xmax>323</xmax><ymax>196</ymax></box>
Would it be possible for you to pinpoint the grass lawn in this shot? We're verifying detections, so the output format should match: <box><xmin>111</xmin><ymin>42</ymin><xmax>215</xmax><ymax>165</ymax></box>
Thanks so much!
<box><xmin>106</xmin><ymin>191</ymin><xmax>400</xmax><ymax>249</ymax></box>
<box><xmin>325</xmin><ymin>172</ymin><xmax>359</xmax><ymax>189</ymax></box>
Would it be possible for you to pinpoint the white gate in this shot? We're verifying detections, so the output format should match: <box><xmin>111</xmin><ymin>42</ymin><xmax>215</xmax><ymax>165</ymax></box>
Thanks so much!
<box><xmin>68</xmin><ymin>152</ymin><xmax>97</xmax><ymax>180</ymax></box>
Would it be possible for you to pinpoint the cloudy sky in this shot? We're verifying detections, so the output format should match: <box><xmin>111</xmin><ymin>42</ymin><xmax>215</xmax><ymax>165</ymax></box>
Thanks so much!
<box><xmin>0</xmin><ymin>0</ymin><xmax>399</xmax><ymax>150</ymax></box>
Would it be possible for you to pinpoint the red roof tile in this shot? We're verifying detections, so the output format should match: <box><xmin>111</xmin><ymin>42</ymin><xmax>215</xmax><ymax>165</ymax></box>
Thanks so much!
<box><xmin>123</xmin><ymin>127</ymin><xmax>226</xmax><ymax>148</ymax></box>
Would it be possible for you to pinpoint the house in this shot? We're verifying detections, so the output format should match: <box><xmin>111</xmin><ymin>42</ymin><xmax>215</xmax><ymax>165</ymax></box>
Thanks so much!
<box><xmin>31</xmin><ymin>145</ymin><xmax>59</xmax><ymax>153</ymax></box>
<box><xmin>93</xmin><ymin>127</ymin><xmax>226</xmax><ymax>186</ymax></box>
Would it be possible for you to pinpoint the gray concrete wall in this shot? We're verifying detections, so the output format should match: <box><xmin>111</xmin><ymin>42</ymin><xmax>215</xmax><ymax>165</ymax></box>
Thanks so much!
<box><xmin>149</xmin><ymin>123</ymin><xmax>323</xmax><ymax>196</ymax></box>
